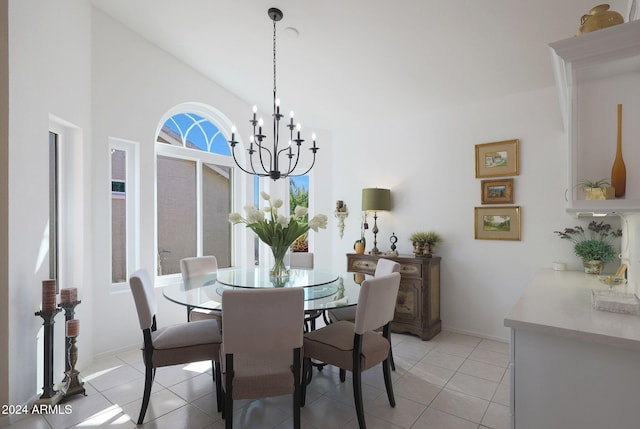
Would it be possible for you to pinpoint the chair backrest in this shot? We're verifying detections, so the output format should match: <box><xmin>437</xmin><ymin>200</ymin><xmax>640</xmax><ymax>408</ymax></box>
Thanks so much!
<box><xmin>129</xmin><ymin>268</ymin><xmax>157</xmax><ymax>330</ymax></box>
<box><xmin>354</xmin><ymin>272</ymin><xmax>401</xmax><ymax>335</ymax></box>
<box><xmin>222</xmin><ymin>288</ymin><xmax>304</xmax><ymax>354</ymax></box>
<box><xmin>286</xmin><ymin>252</ymin><xmax>314</xmax><ymax>269</ymax></box>
<box><xmin>180</xmin><ymin>256</ymin><xmax>218</xmax><ymax>282</ymax></box>
<box><xmin>374</xmin><ymin>258</ymin><xmax>400</xmax><ymax>276</ymax></box>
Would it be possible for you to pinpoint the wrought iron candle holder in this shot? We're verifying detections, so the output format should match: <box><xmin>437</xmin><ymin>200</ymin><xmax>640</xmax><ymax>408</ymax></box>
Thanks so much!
<box><xmin>58</xmin><ymin>299</ymin><xmax>81</xmax><ymax>390</ymax></box>
<box><xmin>34</xmin><ymin>308</ymin><xmax>63</xmax><ymax>405</ymax></box>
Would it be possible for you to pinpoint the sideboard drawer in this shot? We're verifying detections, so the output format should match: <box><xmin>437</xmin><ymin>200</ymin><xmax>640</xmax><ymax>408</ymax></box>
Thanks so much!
<box><xmin>398</xmin><ymin>262</ymin><xmax>423</xmax><ymax>279</ymax></box>
<box><xmin>348</xmin><ymin>258</ymin><xmax>376</xmax><ymax>274</ymax></box>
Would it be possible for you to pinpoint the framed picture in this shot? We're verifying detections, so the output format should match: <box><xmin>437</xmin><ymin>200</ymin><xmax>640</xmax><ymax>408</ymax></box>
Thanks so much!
<box><xmin>474</xmin><ymin>206</ymin><xmax>521</xmax><ymax>240</ymax></box>
<box><xmin>475</xmin><ymin>139</ymin><xmax>519</xmax><ymax>178</ymax></box>
<box><xmin>481</xmin><ymin>179</ymin><xmax>514</xmax><ymax>204</ymax></box>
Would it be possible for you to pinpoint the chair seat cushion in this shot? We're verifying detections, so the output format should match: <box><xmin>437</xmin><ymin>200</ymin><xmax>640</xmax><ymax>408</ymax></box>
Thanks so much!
<box><xmin>150</xmin><ymin>319</ymin><xmax>221</xmax><ymax>367</ymax></box>
<box><xmin>222</xmin><ymin>349</ymin><xmax>296</xmax><ymax>400</ymax></box>
<box><xmin>152</xmin><ymin>319</ymin><xmax>221</xmax><ymax>349</ymax></box>
<box><xmin>327</xmin><ymin>306</ymin><xmax>356</xmax><ymax>323</ymax></box>
<box><xmin>303</xmin><ymin>321</ymin><xmax>390</xmax><ymax>371</ymax></box>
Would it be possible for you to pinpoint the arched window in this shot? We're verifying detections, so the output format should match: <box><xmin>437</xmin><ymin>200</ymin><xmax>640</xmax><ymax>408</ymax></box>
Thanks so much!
<box><xmin>155</xmin><ymin>104</ymin><xmax>236</xmax><ymax>277</ymax></box>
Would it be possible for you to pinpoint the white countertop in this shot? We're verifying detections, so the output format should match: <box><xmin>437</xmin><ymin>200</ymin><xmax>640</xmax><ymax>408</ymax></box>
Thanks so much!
<box><xmin>504</xmin><ymin>269</ymin><xmax>640</xmax><ymax>352</ymax></box>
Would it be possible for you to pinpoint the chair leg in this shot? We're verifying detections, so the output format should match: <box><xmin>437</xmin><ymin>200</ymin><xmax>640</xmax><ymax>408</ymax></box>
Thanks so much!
<box><xmin>293</xmin><ymin>348</ymin><xmax>301</xmax><ymax>429</ymax></box>
<box><xmin>382</xmin><ymin>357</ymin><xmax>396</xmax><ymax>407</ymax></box>
<box><xmin>214</xmin><ymin>361</ymin><xmax>222</xmax><ymax>413</ymax></box>
<box><xmin>138</xmin><ymin>363</ymin><xmax>154</xmax><ymax>425</ymax></box>
<box><xmin>224</xmin><ymin>354</ymin><xmax>233</xmax><ymax>429</ymax></box>
<box><xmin>352</xmin><ymin>334</ymin><xmax>366</xmax><ymax>429</ymax></box>
<box><xmin>301</xmin><ymin>357</ymin><xmax>310</xmax><ymax>407</ymax></box>
<box><xmin>352</xmin><ymin>367</ymin><xmax>365</xmax><ymax>429</ymax></box>
<box><xmin>340</xmin><ymin>368</ymin><xmax>346</xmax><ymax>382</ymax></box>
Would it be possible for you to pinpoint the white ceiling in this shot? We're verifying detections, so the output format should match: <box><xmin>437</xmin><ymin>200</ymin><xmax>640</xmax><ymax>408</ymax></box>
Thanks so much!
<box><xmin>90</xmin><ymin>0</ymin><xmax>630</xmax><ymax>129</ymax></box>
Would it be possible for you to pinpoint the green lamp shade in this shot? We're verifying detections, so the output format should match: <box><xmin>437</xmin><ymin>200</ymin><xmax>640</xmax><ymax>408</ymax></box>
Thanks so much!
<box><xmin>362</xmin><ymin>188</ymin><xmax>391</xmax><ymax>211</ymax></box>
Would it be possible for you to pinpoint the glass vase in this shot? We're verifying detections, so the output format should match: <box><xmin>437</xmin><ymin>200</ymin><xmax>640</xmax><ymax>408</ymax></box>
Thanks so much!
<box><xmin>269</xmin><ymin>245</ymin><xmax>290</xmax><ymax>286</ymax></box>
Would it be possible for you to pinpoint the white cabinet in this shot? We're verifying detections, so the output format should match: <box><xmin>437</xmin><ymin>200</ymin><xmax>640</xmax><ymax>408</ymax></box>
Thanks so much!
<box><xmin>505</xmin><ymin>270</ymin><xmax>640</xmax><ymax>429</ymax></box>
<box><xmin>550</xmin><ymin>20</ymin><xmax>640</xmax><ymax>214</ymax></box>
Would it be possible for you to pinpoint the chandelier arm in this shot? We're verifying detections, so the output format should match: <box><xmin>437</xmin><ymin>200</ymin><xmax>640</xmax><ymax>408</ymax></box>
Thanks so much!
<box><xmin>252</xmin><ymin>146</ymin><xmax>272</xmax><ymax>176</ymax></box>
<box><xmin>255</xmin><ymin>139</ymin><xmax>273</xmax><ymax>175</ymax></box>
<box><xmin>293</xmin><ymin>152</ymin><xmax>318</xmax><ymax>177</ymax></box>
<box><xmin>230</xmin><ymin>145</ymin><xmax>265</xmax><ymax>176</ymax></box>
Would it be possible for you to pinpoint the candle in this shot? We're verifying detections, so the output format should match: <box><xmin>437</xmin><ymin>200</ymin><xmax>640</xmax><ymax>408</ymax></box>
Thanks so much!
<box><xmin>66</xmin><ymin>319</ymin><xmax>79</xmax><ymax>338</ymax></box>
<box><xmin>42</xmin><ymin>279</ymin><xmax>57</xmax><ymax>312</ymax></box>
<box><xmin>60</xmin><ymin>288</ymin><xmax>77</xmax><ymax>304</ymax></box>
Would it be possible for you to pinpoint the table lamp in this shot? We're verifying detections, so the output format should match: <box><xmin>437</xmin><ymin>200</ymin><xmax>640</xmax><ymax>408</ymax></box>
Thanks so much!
<box><xmin>362</xmin><ymin>188</ymin><xmax>391</xmax><ymax>254</ymax></box>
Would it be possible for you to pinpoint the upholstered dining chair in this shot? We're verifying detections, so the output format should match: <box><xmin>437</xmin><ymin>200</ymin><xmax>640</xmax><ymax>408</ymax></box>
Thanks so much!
<box><xmin>286</xmin><ymin>252</ymin><xmax>314</xmax><ymax>269</ymax></box>
<box><xmin>220</xmin><ymin>287</ymin><xmax>304</xmax><ymax>429</ymax></box>
<box><xmin>302</xmin><ymin>272</ymin><xmax>401</xmax><ymax>429</ymax></box>
<box><xmin>326</xmin><ymin>258</ymin><xmax>401</xmax><ymax>370</ymax></box>
<box><xmin>128</xmin><ymin>268</ymin><xmax>222</xmax><ymax>425</ymax></box>
<box><xmin>180</xmin><ymin>255</ymin><xmax>221</xmax><ymax>325</ymax></box>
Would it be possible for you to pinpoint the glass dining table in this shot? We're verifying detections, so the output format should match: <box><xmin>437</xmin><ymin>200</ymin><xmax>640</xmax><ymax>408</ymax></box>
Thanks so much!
<box><xmin>163</xmin><ymin>267</ymin><xmax>369</xmax><ymax>319</ymax></box>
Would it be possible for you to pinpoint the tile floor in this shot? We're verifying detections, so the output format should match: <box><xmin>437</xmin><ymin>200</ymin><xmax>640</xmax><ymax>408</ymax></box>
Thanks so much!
<box><xmin>5</xmin><ymin>330</ymin><xmax>511</xmax><ymax>429</ymax></box>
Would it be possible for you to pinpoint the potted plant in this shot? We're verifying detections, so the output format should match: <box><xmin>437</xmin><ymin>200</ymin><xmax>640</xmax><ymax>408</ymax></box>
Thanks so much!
<box><xmin>577</xmin><ymin>178</ymin><xmax>615</xmax><ymax>200</ymax></box>
<box><xmin>554</xmin><ymin>220</ymin><xmax>622</xmax><ymax>274</ymax></box>
<box><xmin>409</xmin><ymin>231</ymin><xmax>442</xmax><ymax>257</ymax></box>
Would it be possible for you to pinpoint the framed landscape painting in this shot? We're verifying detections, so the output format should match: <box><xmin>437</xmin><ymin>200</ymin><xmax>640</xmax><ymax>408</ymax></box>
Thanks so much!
<box><xmin>481</xmin><ymin>179</ymin><xmax>514</xmax><ymax>204</ymax></box>
<box><xmin>475</xmin><ymin>139</ymin><xmax>519</xmax><ymax>178</ymax></box>
<box><xmin>474</xmin><ymin>206</ymin><xmax>521</xmax><ymax>240</ymax></box>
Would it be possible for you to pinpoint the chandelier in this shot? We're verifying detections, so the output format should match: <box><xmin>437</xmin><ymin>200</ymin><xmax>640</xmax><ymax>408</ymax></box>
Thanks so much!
<box><xmin>228</xmin><ymin>7</ymin><xmax>319</xmax><ymax>181</ymax></box>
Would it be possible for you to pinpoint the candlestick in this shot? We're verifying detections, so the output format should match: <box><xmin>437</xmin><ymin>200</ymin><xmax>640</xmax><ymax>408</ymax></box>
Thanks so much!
<box><xmin>66</xmin><ymin>319</ymin><xmax>79</xmax><ymax>338</ymax></box>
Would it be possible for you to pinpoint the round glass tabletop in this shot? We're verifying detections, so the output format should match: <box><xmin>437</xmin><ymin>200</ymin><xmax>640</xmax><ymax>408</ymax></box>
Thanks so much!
<box><xmin>163</xmin><ymin>270</ymin><xmax>369</xmax><ymax>312</ymax></box>
<box><xmin>215</xmin><ymin>268</ymin><xmax>339</xmax><ymax>289</ymax></box>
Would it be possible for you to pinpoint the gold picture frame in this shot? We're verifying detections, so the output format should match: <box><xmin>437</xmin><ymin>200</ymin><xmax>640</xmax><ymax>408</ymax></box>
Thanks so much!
<box><xmin>475</xmin><ymin>139</ymin><xmax>519</xmax><ymax>178</ymax></box>
<box><xmin>474</xmin><ymin>206</ymin><xmax>521</xmax><ymax>240</ymax></box>
<box><xmin>481</xmin><ymin>179</ymin><xmax>514</xmax><ymax>204</ymax></box>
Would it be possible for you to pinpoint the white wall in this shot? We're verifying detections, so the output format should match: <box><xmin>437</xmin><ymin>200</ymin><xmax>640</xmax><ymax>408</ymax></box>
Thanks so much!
<box><xmin>328</xmin><ymin>87</ymin><xmax>601</xmax><ymax>341</ymax></box>
<box><xmin>6</xmin><ymin>0</ymin><xmax>92</xmax><ymax>409</ymax></box>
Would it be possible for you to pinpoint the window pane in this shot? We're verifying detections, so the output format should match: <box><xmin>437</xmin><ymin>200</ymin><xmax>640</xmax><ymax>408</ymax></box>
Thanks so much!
<box><xmin>49</xmin><ymin>132</ymin><xmax>59</xmax><ymax>284</ymax></box>
<box><xmin>111</xmin><ymin>149</ymin><xmax>127</xmax><ymax>283</ymax></box>
<box><xmin>202</xmin><ymin>163</ymin><xmax>232</xmax><ymax>267</ymax></box>
<box><xmin>157</xmin><ymin>156</ymin><xmax>197</xmax><ymax>275</ymax></box>
<box><xmin>290</xmin><ymin>175</ymin><xmax>309</xmax><ymax>252</ymax></box>
<box><xmin>158</xmin><ymin>112</ymin><xmax>231</xmax><ymax>156</ymax></box>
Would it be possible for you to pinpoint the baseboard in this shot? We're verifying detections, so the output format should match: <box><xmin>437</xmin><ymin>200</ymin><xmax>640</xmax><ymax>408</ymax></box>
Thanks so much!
<box><xmin>441</xmin><ymin>324</ymin><xmax>510</xmax><ymax>344</ymax></box>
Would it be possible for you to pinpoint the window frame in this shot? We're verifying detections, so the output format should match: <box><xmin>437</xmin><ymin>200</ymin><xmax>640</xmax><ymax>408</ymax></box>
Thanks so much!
<box><xmin>109</xmin><ymin>138</ymin><xmax>140</xmax><ymax>292</ymax></box>
<box><xmin>154</xmin><ymin>103</ymin><xmax>247</xmax><ymax>286</ymax></box>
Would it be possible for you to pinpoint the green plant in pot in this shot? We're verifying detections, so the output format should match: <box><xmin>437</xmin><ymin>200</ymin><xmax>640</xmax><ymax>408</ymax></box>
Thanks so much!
<box><xmin>577</xmin><ymin>178</ymin><xmax>615</xmax><ymax>200</ymax></box>
<box><xmin>409</xmin><ymin>231</ymin><xmax>442</xmax><ymax>257</ymax></box>
<box><xmin>554</xmin><ymin>221</ymin><xmax>622</xmax><ymax>274</ymax></box>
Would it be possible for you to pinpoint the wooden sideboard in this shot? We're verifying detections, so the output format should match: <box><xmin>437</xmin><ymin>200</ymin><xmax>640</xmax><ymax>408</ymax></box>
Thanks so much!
<box><xmin>346</xmin><ymin>253</ymin><xmax>441</xmax><ymax>340</ymax></box>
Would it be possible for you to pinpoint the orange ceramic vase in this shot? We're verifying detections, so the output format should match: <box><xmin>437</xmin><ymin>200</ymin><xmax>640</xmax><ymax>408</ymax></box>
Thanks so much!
<box><xmin>611</xmin><ymin>104</ymin><xmax>626</xmax><ymax>198</ymax></box>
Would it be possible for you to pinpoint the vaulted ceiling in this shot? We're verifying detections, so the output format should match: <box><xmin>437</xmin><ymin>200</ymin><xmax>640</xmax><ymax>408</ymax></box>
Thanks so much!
<box><xmin>91</xmin><ymin>0</ymin><xmax>630</xmax><ymax>129</ymax></box>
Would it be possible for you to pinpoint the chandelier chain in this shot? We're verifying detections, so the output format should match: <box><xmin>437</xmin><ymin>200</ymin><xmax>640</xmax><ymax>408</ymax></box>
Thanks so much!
<box><xmin>273</xmin><ymin>19</ymin><xmax>277</xmax><ymax>95</ymax></box>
